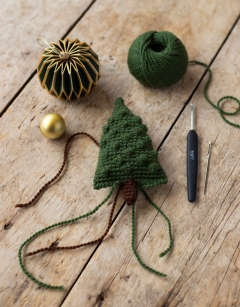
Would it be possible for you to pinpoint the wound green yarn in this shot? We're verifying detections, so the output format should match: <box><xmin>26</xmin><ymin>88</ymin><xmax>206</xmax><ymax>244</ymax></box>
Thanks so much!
<box><xmin>128</xmin><ymin>31</ymin><xmax>240</xmax><ymax>128</ymax></box>
<box><xmin>127</xmin><ymin>31</ymin><xmax>188</xmax><ymax>88</ymax></box>
<box><xmin>93</xmin><ymin>97</ymin><xmax>167</xmax><ymax>189</ymax></box>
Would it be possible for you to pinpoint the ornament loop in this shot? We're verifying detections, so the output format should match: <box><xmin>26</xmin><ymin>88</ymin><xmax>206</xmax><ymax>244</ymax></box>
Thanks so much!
<box><xmin>36</xmin><ymin>37</ymin><xmax>61</xmax><ymax>55</ymax></box>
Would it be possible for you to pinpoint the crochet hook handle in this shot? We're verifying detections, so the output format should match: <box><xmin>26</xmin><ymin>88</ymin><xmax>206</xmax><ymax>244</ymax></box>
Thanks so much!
<box><xmin>187</xmin><ymin>104</ymin><xmax>198</xmax><ymax>202</ymax></box>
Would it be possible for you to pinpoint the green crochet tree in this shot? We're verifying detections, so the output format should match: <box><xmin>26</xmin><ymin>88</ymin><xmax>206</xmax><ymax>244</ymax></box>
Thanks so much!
<box><xmin>94</xmin><ymin>97</ymin><xmax>167</xmax><ymax>190</ymax></box>
<box><xmin>17</xmin><ymin>97</ymin><xmax>173</xmax><ymax>291</ymax></box>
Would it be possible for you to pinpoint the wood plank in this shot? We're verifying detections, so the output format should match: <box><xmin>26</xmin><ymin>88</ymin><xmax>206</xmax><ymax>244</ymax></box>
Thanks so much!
<box><xmin>0</xmin><ymin>0</ymin><xmax>239</xmax><ymax>306</ymax></box>
<box><xmin>0</xmin><ymin>0</ymin><xmax>94</xmax><ymax>113</ymax></box>
<box><xmin>62</xmin><ymin>20</ymin><xmax>240</xmax><ymax>307</ymax></box>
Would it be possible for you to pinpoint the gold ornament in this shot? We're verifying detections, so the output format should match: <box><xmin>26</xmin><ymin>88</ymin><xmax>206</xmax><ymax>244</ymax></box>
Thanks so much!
<box><xmin>37</xmin><ymin>38</ymin><xmax>101</xmax><ymax>100</ymax></box>
<box><xmin>40</xmin><ymin>114</ymin><xmax>66</xmax><ymax>139</ymax></box>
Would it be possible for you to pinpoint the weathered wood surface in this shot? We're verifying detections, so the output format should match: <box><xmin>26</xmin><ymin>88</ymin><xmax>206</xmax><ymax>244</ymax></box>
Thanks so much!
<box><xmin>0</xmin><ymin>0</ymin><xmax>94</xmax><ymax>113</ymax></box>
<box><xmin>0</xmin><ymin>0</ymin><xmax>239</xmax><ymax>306</ymax></box>
<box><xmin>62</xmin><ymin>19</ymin><xmax>240</xmax><ymax>307</ymax></box>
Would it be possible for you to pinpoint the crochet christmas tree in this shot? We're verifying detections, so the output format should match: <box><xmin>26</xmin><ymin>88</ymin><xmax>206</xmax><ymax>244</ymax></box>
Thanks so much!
<box><xmin>17</xmin><ymin>97</ymin><xmax>172</xmax><ymax>291</ymax></box>
<box><xmin>94</xmin><ymin>97</ymin><xmax>167</xmax><ymax>189</ymax></box>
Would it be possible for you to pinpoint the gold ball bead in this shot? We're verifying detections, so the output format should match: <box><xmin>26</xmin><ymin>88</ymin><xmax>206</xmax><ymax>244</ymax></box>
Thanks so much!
<box><xmin>40</xmin><ymin>114</ymin><xmax>66</xmax><ymax>139</ymax></box>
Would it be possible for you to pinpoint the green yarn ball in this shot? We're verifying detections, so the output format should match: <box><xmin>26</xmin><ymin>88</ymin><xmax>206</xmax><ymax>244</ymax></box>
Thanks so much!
<box><xmin>127</xmin><ymin>31</ymin><xmax>188</xmax><ymax>88</ymax></box>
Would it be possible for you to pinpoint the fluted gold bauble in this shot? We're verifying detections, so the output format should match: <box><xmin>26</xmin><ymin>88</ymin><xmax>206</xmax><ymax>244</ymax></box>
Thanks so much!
<box><xmin>37</xmin><ymin>38</ymin><xmax>101</xmax><ymax>100</ymax></box>
<box><xmin>40</xmin><ymin>114</ymin><xmax>66</xmax><ymax>139</ymax></box>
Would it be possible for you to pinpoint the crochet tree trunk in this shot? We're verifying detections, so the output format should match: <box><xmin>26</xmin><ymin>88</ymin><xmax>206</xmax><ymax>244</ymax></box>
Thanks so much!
<box><xmin>94</xmin><ymin>97</ymin><xmax>167</xmax><ymax>193</ymax></box>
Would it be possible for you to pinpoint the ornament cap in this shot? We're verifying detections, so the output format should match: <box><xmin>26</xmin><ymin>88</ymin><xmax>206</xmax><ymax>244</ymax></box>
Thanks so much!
<box><xmin>59</xmin><ymin>52</ymin><xmax>70</xmax><ymax>59</ymax></box>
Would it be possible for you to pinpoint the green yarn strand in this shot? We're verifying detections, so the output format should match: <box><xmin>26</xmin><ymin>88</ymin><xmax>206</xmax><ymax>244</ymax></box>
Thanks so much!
<box><xmin>18</xmin><ymin>186</ymin><xmax>115</xmax><ymax>291</ymax></box>
<box><xmin>131</xmin><ymin>195</ymin><xmax>167</xmax><ymax>277</ymax></box>
<box><xmin>131</xmin><ymin>186</ymin><xmax>173</xmax><ymax>277</ymax></box>
<box><xmin>18</xmin><ymin>246</ymin><xmax>64</xmax><ymax>291</ymax></box>
<box><xmin>139</xmin><ymin>186</ymin><xmax>173</xmax><ymax>258</ymax></box>
<box><xmin>189</xmin><ymin>60</ymin><xmax>240</xmax><ymax>129</ymax></box>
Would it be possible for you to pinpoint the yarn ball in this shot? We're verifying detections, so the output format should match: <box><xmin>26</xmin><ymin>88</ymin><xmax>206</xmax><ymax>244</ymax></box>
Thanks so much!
<box><xmin>37</xmin><ymin>38</ymin><xmax>101</xmax><ymax>100</ymax></box>
<box><xmin>127</xmin><ymin>31</ymin><xmax>188</xmax><ymax>88</ymax></box>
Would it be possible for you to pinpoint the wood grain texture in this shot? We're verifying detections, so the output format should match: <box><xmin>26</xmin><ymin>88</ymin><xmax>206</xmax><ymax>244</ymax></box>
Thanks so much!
<box><xmin>0</xmin><ymin>0</ymin><xmax>94</xmax><ymax>113</ymax></box>
<box><xmin>0</xmin><ymin>0</ymin><xmax>239</xmax><ymax>306</ymax></box>
<box><xmin>62</xmin><ymin>20</ymin><xmax>240</xmax><ymax>307</ymax></box>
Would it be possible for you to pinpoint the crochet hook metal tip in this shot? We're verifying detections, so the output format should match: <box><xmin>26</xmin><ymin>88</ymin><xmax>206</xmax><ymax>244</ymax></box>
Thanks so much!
<box><xmin>190</xmin><ymin>103</ymin><xmax>194</xmax><ymax>130</ymax></box>
<box><xmin>204</xmin><ymin>142</ymin><xmax>212</xmax><ymax>195</ymax></box>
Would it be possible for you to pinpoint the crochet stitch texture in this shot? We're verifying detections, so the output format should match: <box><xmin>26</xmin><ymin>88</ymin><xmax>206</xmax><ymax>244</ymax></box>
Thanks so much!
<box><xmin>127</xmin><ymin>31</ymin><xmax>188</xmax><ymax>88</ymax></box>
<box><xmin>94</xmin><ymin>97</ymin><xmax>167</xmax><ymax>189</ymax></box>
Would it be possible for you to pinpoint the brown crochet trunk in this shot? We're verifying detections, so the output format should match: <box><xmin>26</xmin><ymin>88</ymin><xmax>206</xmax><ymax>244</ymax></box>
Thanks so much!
<box><xmin>123</xmin><ymin>179</ymin><xmax>137</xmax><ymax>206</ymax></box>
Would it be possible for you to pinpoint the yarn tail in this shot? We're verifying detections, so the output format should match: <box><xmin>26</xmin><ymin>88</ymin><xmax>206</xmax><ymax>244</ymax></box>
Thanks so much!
<box><xmin>18</xmin><ymin>186</ymin><xmax>116</xmax><ymax>291</ymax></box>
<box><xmin>140</xmin><ymin>186</ymin><xmax>173</xmax><ymax>257</ymax></box>
<box><xmin>15</xmin><ymin>132</ymin><xmax>99</xmax><ymax>208</ymax></box>
<box><xmin>131</xmin><ymin>186</ymin><xmax>173</xmax><ymax>278</ymax></box>
<box><xmin>188</xmin><ymin>60</ymin><xmax>240</xmax><ymax>129</ymax></box>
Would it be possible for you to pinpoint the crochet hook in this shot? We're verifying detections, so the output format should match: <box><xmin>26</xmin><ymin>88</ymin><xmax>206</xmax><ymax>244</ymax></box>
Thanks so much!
<box><xmin>187</xmin><ymin>103</ymin><xmax>198</xmax><ymax>202</ymax></box>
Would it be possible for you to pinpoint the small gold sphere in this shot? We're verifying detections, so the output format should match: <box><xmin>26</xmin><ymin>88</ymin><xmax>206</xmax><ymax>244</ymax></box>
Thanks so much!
<box><xmin>40</xmin><ymin>114</ymin><xmax>66</xmax><ymax>139</ymax></box>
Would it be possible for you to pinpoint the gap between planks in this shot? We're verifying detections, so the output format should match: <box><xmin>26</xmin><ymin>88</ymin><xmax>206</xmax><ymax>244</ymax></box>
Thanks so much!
<box><xmin>2</xmin><ymin>5</ymin><xmax>239</xmax><ymax>306</ymax></box>
<box><xmin>11</xmin><ymin>13</ymin><xmax>239</xmax><ymax>307</ymax></box>
<box><xmin>0</xmin><ymin>0</ymin><xmax>97</xmax><ymax>118</ymax></box>
<box><xmin>58</xmin><ymin>201</ymin><xmax>126</xmax><ymax>307</ymax></box>
<box><xmin>57</xmin><ymin>14</ymin><xmax>240</xmax><ymax>307</ymax></box>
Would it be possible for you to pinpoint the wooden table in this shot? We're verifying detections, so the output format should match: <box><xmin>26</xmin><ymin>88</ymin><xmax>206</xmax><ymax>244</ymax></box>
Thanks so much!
<box><xmin>0</xmin><ymin>1</ymin><xmax>240</xmax><ymax>306</ymax></box>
